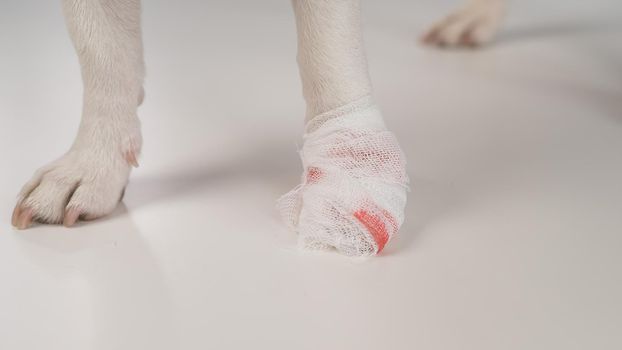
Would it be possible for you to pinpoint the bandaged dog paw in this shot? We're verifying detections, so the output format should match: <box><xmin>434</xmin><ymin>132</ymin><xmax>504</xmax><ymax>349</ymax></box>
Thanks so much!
<box><xmin>12</xmin><ymin>130</ymin><xmax>140</xmax><ymax>229</ymax></box>
<box><xmin>278</xmin><ymin>98</ymin><xmax>409</xmax><ymax>256</ymax></box>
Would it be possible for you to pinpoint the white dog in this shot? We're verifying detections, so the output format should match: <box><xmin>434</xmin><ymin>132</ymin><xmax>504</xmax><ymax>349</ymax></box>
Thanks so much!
<box><xmin>11</xmin><ymin>0</ymin><xmax>504</xmax><ymax>256</ymax></box>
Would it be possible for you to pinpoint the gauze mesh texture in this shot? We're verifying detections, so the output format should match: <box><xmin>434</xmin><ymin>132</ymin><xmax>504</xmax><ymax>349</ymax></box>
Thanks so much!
<box><xmin>278</xmin><ymin>97</ymin><xmax>409</xmax><ymax>256</ymax></box>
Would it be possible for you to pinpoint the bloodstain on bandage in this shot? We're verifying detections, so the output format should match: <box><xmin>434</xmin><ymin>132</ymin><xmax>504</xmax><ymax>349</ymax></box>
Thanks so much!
<box><xmin>381</xmin><ymin>208</ymin><xmax>399</xmax><ymax>235</ymax></box>
<box><xmin>277</xmin><ymin>102</ymin><xmax>408</xmax><ymax>256</ymax></box>
<box><xmin>306</xmin><ymin>167</ymin><xmax>323</xmax><ymax>184</ymax></box>
<box><xmin>353</xmin><ymin>204</ymin><xmax>398</xmax><ymax>253</ymax></box>
<box><xmin>326</xmin><ymin>137</ymin><xmax>407</xmax><ymax>184</ymax></box>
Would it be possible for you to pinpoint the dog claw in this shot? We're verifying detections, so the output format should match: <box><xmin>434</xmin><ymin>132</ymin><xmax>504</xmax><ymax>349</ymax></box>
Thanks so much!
<box><xmin>421</xmin><ymin>30</ymin><xmax>438</xmax><ymax>45</ymax></box>
<box><xmin>125</xmin><ymin>150</ymin><xmax>139</xmax><ymax>168</ymax></box>
<box><xmin>63</xmin><ymin>208</ymin><xmax>81</xmax><ymax>227</ymax></box>
<box><xmin>11</xmin><ymin>203</ymin><xmax>22</xmax><ymax>227</ymax></box>
<box><xmin>16</xmin><ymin>208</ymin><xmax>33</xmax><ymax>230</ymax></box>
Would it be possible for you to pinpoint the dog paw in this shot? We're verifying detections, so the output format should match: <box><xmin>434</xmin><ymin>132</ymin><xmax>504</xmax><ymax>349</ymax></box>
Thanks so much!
<box><xmin>12</xmin><ymin>143</ymin><xmax>139</xmax><ymax>230</ymax></box>
<box><xmin>278</xmin><ymin>99</ymin><xmax>409</xmax><ymax>256</ymax></box>
<box><xmin>422</xmin><ymin>0</ymin><xmax>504</xmax><ymax>47</ymax></box>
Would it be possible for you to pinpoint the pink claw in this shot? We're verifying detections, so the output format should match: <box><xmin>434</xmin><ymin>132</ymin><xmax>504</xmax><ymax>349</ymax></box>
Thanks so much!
<box><xmin>125</xmin><ymin>150</ymin><xmax>139</xmax><ymax>168</ymax></box>
<box><xmin>16</xmin><ymin>208</ymin><xmax>33</xmax><ymax>230</ymax></box>
<box><xmin>11</xmin><ymin>204</ymin><xmax>22</xmax><ymax>227</ymax></box>
<box><xmin>63</xmin><ymin>208</ymin><xmax>81</xmax><ymax>227</ymax></box>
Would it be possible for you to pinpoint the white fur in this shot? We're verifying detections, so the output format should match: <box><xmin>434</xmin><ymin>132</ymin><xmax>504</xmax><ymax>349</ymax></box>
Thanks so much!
<box><xmin>292</xmin><ymin>0</ymin><xmax>372</xmax><ymax>119</ymax></box>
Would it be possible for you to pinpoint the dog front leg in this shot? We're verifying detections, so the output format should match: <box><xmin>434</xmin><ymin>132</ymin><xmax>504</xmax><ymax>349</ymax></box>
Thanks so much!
<box><xmin>12</xmin><ymin>0</ymin><xmax>145</xmax><ymax>228</ymax></box>
<box><xmin>278</xmin><ymin>0</ymin><xmax>409</xmax><ymax>256</ymax></box>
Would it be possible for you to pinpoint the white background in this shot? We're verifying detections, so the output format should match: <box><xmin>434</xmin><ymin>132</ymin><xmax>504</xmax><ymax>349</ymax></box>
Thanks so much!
<box><xmin>1</xmin><ymin>0</ymin><xmax>621</xmax><ymax>349</ymax></box>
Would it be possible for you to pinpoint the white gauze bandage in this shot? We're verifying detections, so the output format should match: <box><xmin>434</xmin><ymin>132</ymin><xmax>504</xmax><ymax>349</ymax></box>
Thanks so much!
<box><xmin>278</xmin><ymin>97</ymin><xmax>409</xmax><ymax>256</ymax></box>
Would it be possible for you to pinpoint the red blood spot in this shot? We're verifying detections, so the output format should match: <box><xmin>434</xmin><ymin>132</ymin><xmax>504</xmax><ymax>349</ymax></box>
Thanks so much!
<box><xmin>381</xmin><ymin>208</ymin><xmax>399</xmax><ymax>234</ymax></box>
<box><xmin>354</xmin><ymin>210</ymin><xmax>387</xmax><ymax>253</ymax></box>
<box><xmin>353</xmin><ymin>201</ymin><xmax>399</xmax><ymax>254</ymax></box>
<box><xmin>306</xmin><ymin>167</ymin><xmax>323</xmax><ymax>184</ymax></box>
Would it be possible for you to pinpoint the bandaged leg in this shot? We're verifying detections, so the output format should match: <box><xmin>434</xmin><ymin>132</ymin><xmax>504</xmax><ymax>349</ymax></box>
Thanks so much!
<box><xmin>278</xmin><ymin>97</ymin><xmax>408</xmax><ymax>256</ymax></box>
<box><xmin>285</xmin><ymin>0</ymin><xmax>409</xmax><ymax>256</ymax></box>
